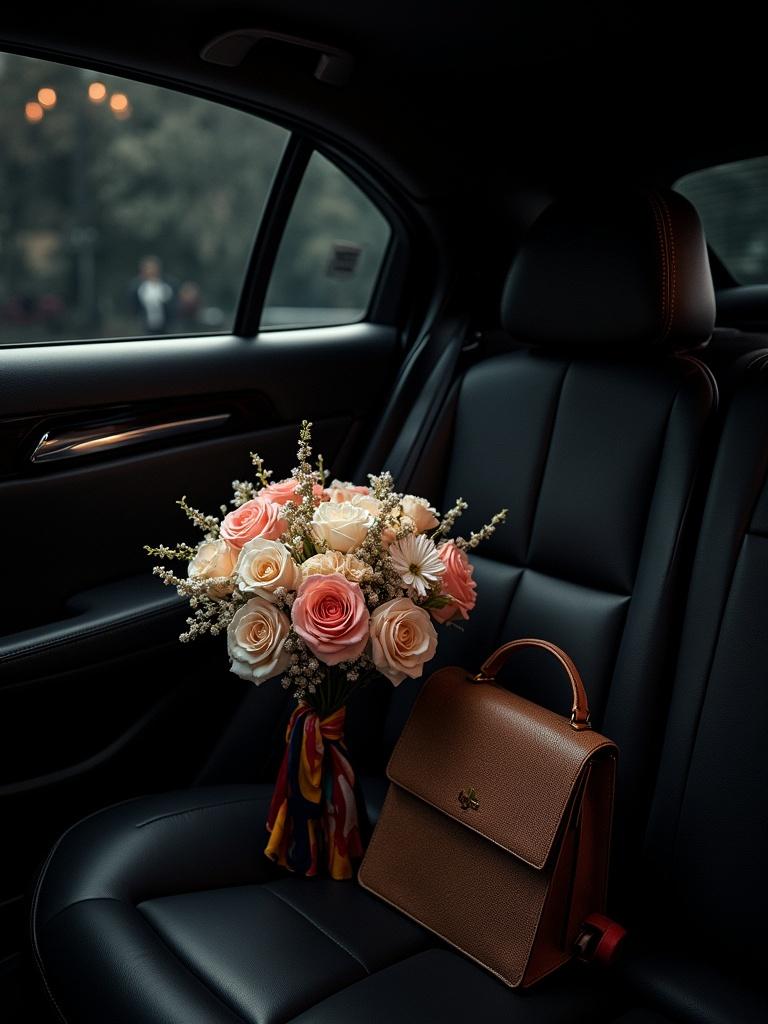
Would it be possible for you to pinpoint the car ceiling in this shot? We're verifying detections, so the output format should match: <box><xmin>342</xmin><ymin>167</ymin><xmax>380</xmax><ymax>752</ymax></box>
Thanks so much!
<box><xmin>1</xmin><ymin>4</ymin><xmax>763</xmax><ymax>205</ymax></box>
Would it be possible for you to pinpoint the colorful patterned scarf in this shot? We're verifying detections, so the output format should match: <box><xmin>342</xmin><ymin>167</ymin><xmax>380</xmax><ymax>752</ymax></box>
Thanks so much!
<box><xmin>265</xmin><ymin>702</ymin><xmax>364</xmax><ymax>879</ymax></box>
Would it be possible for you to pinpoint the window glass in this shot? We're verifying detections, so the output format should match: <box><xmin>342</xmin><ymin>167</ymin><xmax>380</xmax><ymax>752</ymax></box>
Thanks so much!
<box><xmin>675</xmin><ymin>157</ymin><xmax>768</xmax><ymax>284</ymax></box>
<box><xmin>262</xmin><ymin>152</ymin><xmax>391</xmax><ymax>328</ymax></box>
<box><xmin>0</xmin><ymin>52</ymin><xmax>287</xmax><ymax>344</ymax></box>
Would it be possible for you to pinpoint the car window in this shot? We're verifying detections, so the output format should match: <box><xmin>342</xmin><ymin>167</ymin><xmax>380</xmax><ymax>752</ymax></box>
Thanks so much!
<box><xmin>675</xmin><ymin>156</ymin><xmax>768</xmax><ymax>285</ymax></box>
<box><xmin>262</xmin><ymin>151</ymin><xmax>391</xmax><ymax>329</ymax></box>
<box><xmin>0</xmin><ymin>51</ymin><xmax>287</xmax><ymax>344</ymax></box>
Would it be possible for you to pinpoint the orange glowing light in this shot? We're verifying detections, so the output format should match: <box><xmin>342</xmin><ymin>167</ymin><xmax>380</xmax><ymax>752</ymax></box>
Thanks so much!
<box><xmin>37</xmin><ymin>87</ymin><xmax>57</xmax><ymax>108</ymax></box>
<box><xmin>109</xmin><ymin>92</ymin><xmax>129</xmax><ymax>113</ymax></box>
<box><xmin>25</xmin><ymin>101</ymin><xmax>44</xmax><ymax>123</ymax></box>
<box><xmin>88</xmin><ymin>82</ymin><xmax>107</xmax><ymax>103</ymax></box>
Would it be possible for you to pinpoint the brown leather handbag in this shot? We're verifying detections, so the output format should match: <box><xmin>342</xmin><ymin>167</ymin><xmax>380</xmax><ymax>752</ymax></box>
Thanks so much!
<box><xmin>358</xmin><ymin>638</ymin><xmax>619</xmax><ymax>988</ymax></box>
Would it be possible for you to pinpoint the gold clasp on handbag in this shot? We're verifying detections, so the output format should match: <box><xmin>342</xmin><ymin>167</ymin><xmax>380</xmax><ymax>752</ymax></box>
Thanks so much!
<box><xmin>458</xmin><ymin>787</ymin><xmax>480</xmax><ymax>811</ymax></box>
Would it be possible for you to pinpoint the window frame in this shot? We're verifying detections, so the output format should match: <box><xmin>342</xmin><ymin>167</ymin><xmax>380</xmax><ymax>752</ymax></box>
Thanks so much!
<box><xmin>0</xmin><ymin>43</ymin><xmax>413</xmax><ymax>346</ymax></box>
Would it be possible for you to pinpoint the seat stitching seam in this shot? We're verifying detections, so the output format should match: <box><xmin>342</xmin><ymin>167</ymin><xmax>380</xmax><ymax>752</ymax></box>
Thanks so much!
<box><xmin>136</xmin><ymin>902</ymin><xmax>251</xmax><ymax>1023</ymax></box>
<box><xmin>282</xmin><ymin>951</ymin><xmax>441</xmax><ymax>1023</ymax></box>
<box><xmin>523</xmin><ymin>360</ymin><xmax>570</xmax><ymax>564</ymax></box>
<box><xmin>647</xmin><ymin>191</ymin><xmax>670</xmax><ymax>341</ymax></box>
<box><xmin>261</xmin><ymin>885</ymin><xmax>370</xmax><ymax>972</ymax></box>
<box><xmin>135</xmin><ymin>796</ymin><xmax>264</xmax><ymax>828</ymax></box>
<box><xmin>667</xmin><ymin>529</ymin><xmax>756</xmax><ymax>865</ymax></box>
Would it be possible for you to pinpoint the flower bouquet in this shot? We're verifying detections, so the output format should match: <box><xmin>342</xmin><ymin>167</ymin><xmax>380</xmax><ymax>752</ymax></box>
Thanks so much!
<box><xmin>147</xmin><ymin>421</ymin><xmax>506</xmax><ymax>879</ymax></box>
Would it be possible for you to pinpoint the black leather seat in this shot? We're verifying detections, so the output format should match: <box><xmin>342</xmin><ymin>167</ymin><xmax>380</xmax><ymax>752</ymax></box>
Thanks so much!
<box><xmin>616</xmin><ymin>351</ymin><xmax>768</xmax><ymax>1024</ymax></box>
<box><xmin>32</xmin><ymin>189</ymin><xmax>719</xmax><ymax>1023</ymax></box>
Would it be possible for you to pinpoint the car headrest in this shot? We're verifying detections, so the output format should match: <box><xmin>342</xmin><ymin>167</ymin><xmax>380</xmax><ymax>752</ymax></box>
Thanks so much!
<box><xmin>501</xmin><ymin>188</ymin><xmax>715</xmax><ymax>351</ymax></box>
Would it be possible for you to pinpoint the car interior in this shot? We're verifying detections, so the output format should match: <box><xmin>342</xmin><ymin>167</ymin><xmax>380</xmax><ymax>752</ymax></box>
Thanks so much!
<box><xmin>2</xmin><ymin>5</ymin><xmax>768</xmax><ymax>1022</ymax></box>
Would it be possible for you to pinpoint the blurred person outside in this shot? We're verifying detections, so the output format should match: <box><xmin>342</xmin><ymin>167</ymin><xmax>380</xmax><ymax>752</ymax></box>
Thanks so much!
<box><xmin>132</xmin><ymin>256</ymin><xmax>174</xmax><ymax>333</ymax></box>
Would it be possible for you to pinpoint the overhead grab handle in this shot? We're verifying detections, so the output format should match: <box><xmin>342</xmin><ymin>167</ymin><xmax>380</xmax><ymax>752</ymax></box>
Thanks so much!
<box><xmin>200</xmin><ymin>29</ymin><xmax>354</xmax><ymax>86</ymax></box>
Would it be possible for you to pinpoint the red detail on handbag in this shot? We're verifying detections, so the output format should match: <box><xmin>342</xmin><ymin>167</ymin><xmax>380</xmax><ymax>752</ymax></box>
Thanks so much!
<box><xmin>576</xmin><ymin>913</ymin><xmax>627</xmax><ymax>966</ymax></box>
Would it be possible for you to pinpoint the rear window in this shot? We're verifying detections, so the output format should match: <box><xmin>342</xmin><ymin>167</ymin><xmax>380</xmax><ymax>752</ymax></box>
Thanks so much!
<box><xmin>0</xmin><ymin>51</ymin><xmax>287</xmax><ymax>344</ymax></box>
<box><xmin>675</xmin><ymin>156</ymin><xmax>768</xmax><ymax>285</ymax></box>
<box><xmin>262</xmin><ymin>152</ymin><xmax>391</xmax><ymax>329</ymax></box>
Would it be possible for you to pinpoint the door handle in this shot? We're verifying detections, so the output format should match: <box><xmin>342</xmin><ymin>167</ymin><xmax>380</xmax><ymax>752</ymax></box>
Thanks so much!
<box><xmin>30</xmin><ymin>413</ymin><xmax>231</xmax><ymax>464</ymax></box>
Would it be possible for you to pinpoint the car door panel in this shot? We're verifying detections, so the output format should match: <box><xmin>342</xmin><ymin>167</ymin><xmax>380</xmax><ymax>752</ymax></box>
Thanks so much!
<box><xmin>0</xmin><ymin>320</ymin><xmax>400</xmax><ymax>959</ymax></box>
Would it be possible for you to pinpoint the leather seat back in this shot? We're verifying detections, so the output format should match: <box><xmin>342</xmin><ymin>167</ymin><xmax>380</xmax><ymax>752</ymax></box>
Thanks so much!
<box><xmin>385</xmin><ymin>189</ymin><xmax>717</xmax><ymax>884</ymax></box>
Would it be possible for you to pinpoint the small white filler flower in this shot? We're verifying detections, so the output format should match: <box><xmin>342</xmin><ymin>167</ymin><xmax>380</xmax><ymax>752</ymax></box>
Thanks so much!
<box><xmin>388</xmin><ymin>533</ymin><xmax>445</xmax><ymax>598</ymax></box>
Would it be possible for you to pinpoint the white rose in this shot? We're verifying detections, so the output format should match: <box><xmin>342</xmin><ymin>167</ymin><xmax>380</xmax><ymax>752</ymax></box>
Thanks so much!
<box><xmin>370</xmin><ymin>597</ymin><xmax>438</xmax><ymax>686</ymax></box>
<box><xmin>227</xmin><ymin>597</ymin><xmax>291</xmax><ymax>684</ymax></box>
<box><xmin>400</xmin><ymin>495</ymin><xmax>439</xmax><ymax>534</ymax></box>
<box><xmin>188</xmin><ymin>539</ymin><xmax>237</xmax><ymax>596</ymax></box>
<box><xmin>311</xmin><ymin>501</ymin><xmax>374</xmax><ymax>553</ymax></box>
<box><xmin>235</xmin><ymin>538</ymin><xmax>301</xmax><ymax>601</ymax></box>
<box><xmin>349</xmin><ymin>492</ymin><xmax>383</xmax><ymax>517</ymax></box>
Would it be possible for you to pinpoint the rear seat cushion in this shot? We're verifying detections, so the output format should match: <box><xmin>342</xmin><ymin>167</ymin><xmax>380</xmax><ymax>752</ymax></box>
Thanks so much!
<box><xmin>33</xmin><ymin>785</ymin><xmax>621</xmax><ymax>1024</ymax></box>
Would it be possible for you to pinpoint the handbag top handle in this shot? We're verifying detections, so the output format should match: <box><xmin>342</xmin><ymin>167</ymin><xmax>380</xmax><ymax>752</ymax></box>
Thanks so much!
<box><xmin>472</xmin><ymin>638</ymin><xmax>592</xmax><ymax>731</ymax></box>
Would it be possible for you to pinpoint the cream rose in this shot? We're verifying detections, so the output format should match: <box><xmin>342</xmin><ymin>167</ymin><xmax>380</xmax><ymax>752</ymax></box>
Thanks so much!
<box><xmin>235</xmin><ymin>538</ymin><xmax>302</xmax><ymax>601</ymax></box>
<box><xmin>311</xmin><ymin>501</ymin><xmax>374</xmax><ymax>553</ymax></box>
<box><xmin>227</xmin><ymin>597</ymin><xmax>291</xmax><ymax>683</ymax></box>
<box><xmin>302</xmin><ymin>550</ymin><xmax>374</xmax><ymax>583</ymax></box>
<box><xmin>400</xmin><ymin>495</ymin><xmax>439</xmax><ymax>534</ymax></box>
<box><xmin>370</xmin><ymin>597</ymin><xmax>438</xmax><ymax>685</ymax></box>
<box><xmin>187</xmin><ymin>539</ymin><xmax>237</xmax><ymax>596</ymax></box>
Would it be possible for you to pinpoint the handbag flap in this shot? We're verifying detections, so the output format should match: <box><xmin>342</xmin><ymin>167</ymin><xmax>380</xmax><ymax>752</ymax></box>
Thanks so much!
<box><xmin>387</xmin><ymin>666</ymin><xmax>617</xmax><ymax>870</ymax></box>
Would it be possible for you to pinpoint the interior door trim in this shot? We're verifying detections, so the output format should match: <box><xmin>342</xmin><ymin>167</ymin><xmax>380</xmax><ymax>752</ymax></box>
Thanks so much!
<box><xmin>30</xmin><ymin>413</ymin><xmax>231</xmax><ymax>464</ymax></box>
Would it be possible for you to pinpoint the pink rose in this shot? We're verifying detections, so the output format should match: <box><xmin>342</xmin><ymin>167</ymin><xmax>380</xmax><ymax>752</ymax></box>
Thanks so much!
<box><xmin>220</xmin><ymin>498</ymin><xmax>286</xmax><ymax>549</ymax></box>
<box><xmin>325</xmin><ymin>479</ymin><xmax>371</xmax><ymax>503</ymax></box>
<box><xmin>259</xmin><ymin>478</ymin><xmax>326</xmax><ymax>506</ymax></box>
<box><xmin>430</xmin><ymin>541</ymin><xmax>477</xmax><ymax>624</ymax></box>
<box><xmin>291</xmin><ymin>574</ymin><xmax>370</xmax><ymax>666</ymax></box>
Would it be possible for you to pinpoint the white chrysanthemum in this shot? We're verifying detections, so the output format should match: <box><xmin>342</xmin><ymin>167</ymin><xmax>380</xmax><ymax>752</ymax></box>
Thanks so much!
<box><xmin>388</xmin><ymin>533</ymin><xmax>445</xmax><ymax>598</ymax></box>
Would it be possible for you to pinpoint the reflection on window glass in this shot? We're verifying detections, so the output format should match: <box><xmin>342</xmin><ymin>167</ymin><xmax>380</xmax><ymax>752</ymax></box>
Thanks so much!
<box><xmin>0</xmin><ymin>52</ymin><xmax>287</xmax><ymax>344</ymax></box>
<box><xmin>263</xmin><ymin>152</ymin><xmax>391</xmax><ymax>328</ymax></box>
<box><xmin>676</xmin><ymin>157</ymin><xmax>768</xmax><ymax>285</ymax></box>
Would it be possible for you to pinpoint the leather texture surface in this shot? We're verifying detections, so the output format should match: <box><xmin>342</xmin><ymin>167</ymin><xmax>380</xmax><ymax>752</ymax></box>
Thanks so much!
<box><xmin>384</xmin><ymin>666</ymin><xmax>614</xmax><ymax>869</ymax></box>
<box><xmin>501</xmin><ymin>188</ymin><xmax>715</xmax><ymax>349</ymax></box>
<box><xmin>360</xmin><ymin>661</ymin><xmax>616</xmax><ymax>987</ymax></box>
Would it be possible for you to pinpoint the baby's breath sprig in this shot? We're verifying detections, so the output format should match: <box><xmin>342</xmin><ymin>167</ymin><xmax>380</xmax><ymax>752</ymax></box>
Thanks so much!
<box><xmin>231</xmin><ymin>479</ymin><xmax>257</xmax><ymax>507</ymax></box>
<box><xmin>315</xmin><ymin>453</ymin><xmax>329</xmax><ymax>484</ymax></box>
<box><xmin>144</xmin><ymin>542</ymin><xmax>198</xmax><ymax>561</ymax></box>
<box><xmin>177</xmin><ymin>496</ymin><xmax>220</xmax><ymax>538</ymax></box>
<box><xmin>250</xmin><ymin>452</ymin><xmax>273</xmax><ymax>488</ymax></box>
<box><xmin>368</xmin><ymin>471</ymin><xmax>395</xmax><ymax>500</ymax></box>
<box><xmin>355</xmin><ymin>489</ymin><xmax>407</xmax><ymax>608</ymax></box>
<box><xmin>455</xmin><ymin>507</ymin><xmax>509</xmax><ymax>550</ymax></box>
<box><xmin>151</xmin><ymin>565</ymin><xmax>242</xmax><ymax>641</ymax></box>
<box><xmin>432</xmin><ymin>496</ymin><xmax>468</xmax><ymax>539</ymax></box>
<box><xmin>281</xmin><ymin>420</ymin><xmax>323</xmax><ymax>563</ymax></box>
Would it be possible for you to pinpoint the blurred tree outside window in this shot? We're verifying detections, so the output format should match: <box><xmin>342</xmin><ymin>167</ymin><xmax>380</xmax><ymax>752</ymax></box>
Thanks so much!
<box><xmin>676</xmin><ymin>157</ymin><xmax>768</xmax><ymax>284</ymax></box>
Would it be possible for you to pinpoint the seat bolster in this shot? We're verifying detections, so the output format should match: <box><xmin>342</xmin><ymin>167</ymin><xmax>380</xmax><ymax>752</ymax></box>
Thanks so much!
<box><xmin>33</xmin><ymin>785</ymin><xmax>273</xmax><ymax>928</ymax></box>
